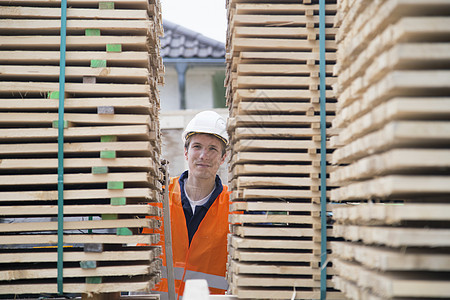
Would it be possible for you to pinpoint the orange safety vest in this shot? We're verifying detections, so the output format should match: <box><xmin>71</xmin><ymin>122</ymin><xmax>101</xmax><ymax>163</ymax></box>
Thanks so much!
<box><xmin>143</xmin><ymin>176</ymin><xmax>231</xmax><ymax>299</ymax></box>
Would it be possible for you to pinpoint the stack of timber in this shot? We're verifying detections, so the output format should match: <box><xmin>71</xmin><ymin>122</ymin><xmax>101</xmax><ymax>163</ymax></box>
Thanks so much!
<box><xmin>0</xmin><ymin>0</ymin><xmax>164</xmax><ymax>296</ymax></box>
<box><xmin>330</xmin><ymin>0</ymin><xmax>450</xmax><ymax>299</ymax></box>
<box><xmin>225</xmin><ymin>0</ymin><xmax>343</xmax><ymax>298</ymax></box>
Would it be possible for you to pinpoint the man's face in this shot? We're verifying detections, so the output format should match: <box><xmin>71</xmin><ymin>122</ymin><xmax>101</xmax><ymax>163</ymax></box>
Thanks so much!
<box><xmin>184</xmin><ymin>133</ymin><xmax>226</xmax><ymax>181</ymax></box>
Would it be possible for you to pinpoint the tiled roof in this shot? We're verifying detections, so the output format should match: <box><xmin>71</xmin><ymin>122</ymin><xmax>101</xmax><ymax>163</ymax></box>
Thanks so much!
<box><xmin>161</xmin><ymin>19</ymin><xmax>226</xmax><ymax>59</ymax></box>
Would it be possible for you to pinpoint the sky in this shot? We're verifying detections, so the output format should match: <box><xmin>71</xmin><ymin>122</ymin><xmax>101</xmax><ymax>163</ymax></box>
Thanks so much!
<box><xmin>161</xmin><ymin>0</ymin><xmax>227</xmax><ymax>44</ymax></box>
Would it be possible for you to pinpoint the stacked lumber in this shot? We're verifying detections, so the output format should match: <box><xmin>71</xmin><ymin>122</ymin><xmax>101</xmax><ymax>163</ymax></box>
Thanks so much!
<box><xmin>330</xmin><ymin>0</ymin><xmax>450</xmax><ymax>299</ymax></box>
<box><xmin>225</xmin><ymin>0</ymin><xmax>343</xmax><ymax>298</ymax></box>
<box><xmin>0</xmin><ymin>0</ymin><xmax>164</xmax><ymax>296</ymax></box>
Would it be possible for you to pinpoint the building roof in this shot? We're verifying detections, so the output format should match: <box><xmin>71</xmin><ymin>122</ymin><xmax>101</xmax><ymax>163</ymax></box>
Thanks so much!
<box><xmin>161</xmin><ymin>19</ymin><xmax>226</xmax><ymax>59</ymax></box>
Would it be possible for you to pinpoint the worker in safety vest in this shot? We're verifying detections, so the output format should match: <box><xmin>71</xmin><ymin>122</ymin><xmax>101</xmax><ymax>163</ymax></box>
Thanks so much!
<box><xmin>149</xmin><ymin>110</ymin><xmax>231</xmax><ymax>299</ymax></box>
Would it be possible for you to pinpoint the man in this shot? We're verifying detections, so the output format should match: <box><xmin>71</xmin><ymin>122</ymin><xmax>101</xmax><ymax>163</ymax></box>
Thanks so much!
<box><xmin>152</xmin><ymin>110</ymin><xmax>230</xmax><ymax>299</ymax></box>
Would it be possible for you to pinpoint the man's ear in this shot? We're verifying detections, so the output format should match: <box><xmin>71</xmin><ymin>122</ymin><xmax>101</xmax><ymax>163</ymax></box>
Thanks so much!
<box><xmin>220</xmin><ymin>152</ymin><xmax>227</xmax><ymax>165</ymax></box>
<box><xmin>184</xmin><ymin>147</ymin><xmax>189</xmax><ymax>161</ymax></box>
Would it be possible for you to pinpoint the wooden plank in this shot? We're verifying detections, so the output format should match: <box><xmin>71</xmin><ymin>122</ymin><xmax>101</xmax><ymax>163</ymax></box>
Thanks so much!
<box><xmin>0</xmin><ymin>81</ymin><xmax>151</xmax><ymax>96</ymax></box>
<box><xmin>237</xmin><ymin>101</ymin><xmax>336</xmax><ymax>115</ymax></box>
<box><xmin>231</xmin><ymin>225</ymin><xmax>316</xmax><ymax>238</ymax></box>
<box><xmin>0</xmin><ymin>264</ymin><xmax>153</xmax><ymax>281</ymax></box>
<box><xmin>0</xmin><ymin>157</ymin><xmax>155</xmax><ymax>171</ymax></box>
<box><xmin>337</xmin><ymin>43</ymin><xmax>450</xmax><ymax>98</ymax></box>
<box><xmin>0</xmin><ymin>172</ymin><xmax>150</xmax><ymax>186</ymax></box>
<box><xmin>230</xmin><ymin>235</ymin><xmax>317</xmax><ymax>250</ymax></box>
<box><xmin>0</xmin><ymin>219</ymin><xmax>155</xmax><ymax>233</ymax></box>
<box><xmin>235</xmin><ymin>75</ymin><xmax>335</xmax><ymax>89</ymax></box>
<box><xmin>232</xmin><ymin>176</ymin><xmax>320</xmax><ymax>189</ymax></box>
<box><xmin>0</xmin><ymin>19</ymin><xmax>151</xmax><ymax>34</ymax></box>
<box><xmin>337</xmin><ymin>70</ymin><xmax>450</xmax><ymax>118</ymax></box>
<box><xmin>0</xmin><ymin>125</ymin><xmax>151</xmax><ymax>141</ymax></box>
<box><xmin>0</xmin><ymin>280</ymin><xmax>157</xmax><ymax>294</ymax></box>
<box><xmin>0</xmin><ymin>66</ymin><xmax>149</xmax><ymax>82</ymax></box>
<box><xmin>238</xmin><ymin>51</ymin><xmax>337</xmax><ymax>63</ymax></box>
<box><xmin>0</xmin><ymin>188</ymin><xmax>157</xmax><ymax>202</ymax></box>
<box><xmin>231</xmin><ymin>164</ymin><xmax>318</xmax><ymax>177</ymax></box>
<box><xmin>0</xmin><ymin>204</ymin><xmax>159</xmax><ymax>216</ymax></box>
<box><xmin>331</xmin><ymin>242</ymin><xmax>450</xmax><ymax>271</ymax></box>
<box><xmin>0</xmin><ymin>36</ymin><xmax>150</xmax><ymax>50</ymax></box>
<box><xmin>230</xmin><ymin>273</ymin><xmax>322</xmax><ymax>288</ymax></box>
<box><xmin>237</xmin><ymin>63</ymin><xmax>332</xmax><ymax>75</ymax></box>
<box><xmin>231</xmin><ymin>37</ymin><xmax>336</xmax><ymax>53</ymax></box>
<box><xmin>332</xmin><ymin>203</ymin><xmax>450</xmax><ymax>224</ymax></box>
<box><xmin>334</xmin><ymin>97</ymin><xmax>450</xmax><ymax>143</ymax></box>
<box><xmin>235</xmin><ymin>139</ymin><xmax>324</xmax><ymax>151</ymax></box>
<box><xmin>230</xmin><ymin>115</ymin><xmax>334</xmax><ymax>127</ymax></box>
<box><xmin>331</xmin><ymin>149</ymin><xmax>450</xmax><ymax>184</ymax></box>
<box><xmin>0</xmin><ymin>0</ymin><xmax>154</xmax><ymax>9</ymax></box>
<box><xmin>333</xmin><ymin>258</ymin><xmax>450</xmax><ymax>298</ymax></box>
<box><xmin>234</xmin><ymin>89</ymin><xmax>334</xmax><ymax>101</ymax></box>
<box><xmin>0</xmin><ymin>98</ymin><xmax>153</xmax><ymax>112</ymax></box>
<box><xmin>0</xmin><ymin>6</ymin><xmax>148</xmax><ymax>19</ymax></box>
<box><xmin>230</xmin><ymin>261</ymin><xmax>318</xmax><ymax>276</ymax></box>
<box><xmin>333</xmin><ymin>225</ymin><xmax>450</xmax><ymax>247</ymax></box>
<box><xmin>230</xmin><ymin>214</ymin><xmax>315</xmax><ymax>225</ymax></box>
<box><xmin>0</xmin><ymin>112</ymin><xmax>150</xmax><ymax>126</ymax></box>
<box><xmin>230</xmin><ymin>152</ymin><xmax>327</xmax><ymax>164</ymax></box>
<box><xmin>0</xmin><ymin>51</ymin><xmax>150</xmax><ymax>67</ymax></box>
<box><xmin>230</xmin><ymin>188</ymin><xmax>323</xmax><ymax>201</ymax></box>
<box><xmin>0</xmin><ymin>234</ymin><xmax>159</xmax><ymax>245</ymax></box>
<box><xmin>336</xmin><ymin>3</ymin><xmax>450</xmax><ymax>71</ymax></box>
<box><xmin>331</xmin><ymin>121</ymin><xmax>450</xmax><ymax>164</ymax></box>
<box><xmin>331</xmin><ymin>175</ymin><xmax>450</xmax><ymax>201</ymax></box>
<box><xmin>230</xmin><ymin>248</ymin><xmax>316</xmax><ymax>263</ymax></box>
<box><xmin>0</xmin><ymin>141</ymin><xmax>153</xmax><ymax>155</ymax></box>
<box><xmin>233</xmin><ymin>26</ymin><xmax>338</xmax><ymax>39</ymax></box>
<box><xmin>0</xmin><ymin>249</ymin><xmax>160</xmax><ymax>263</ymax></box>
<box><xmin>230</xmin><ymin>201</ymin><xmax>319</xmax><ymax>212</ymax></box>
<box><xmin>232</xmin><ymin>128</ymin><xmax>323</xmax><ymax>140</ymax></box>
<box><xmin>231</xmin><ymin>14</ymin><xmax>334</xmax><ymax>27</ymax></box>
<box><xmin>233</xmin><ymin>3</ymin><xmax>337</xmax><ymax>14</ymax></box>
<box><xmin>0</xmin><ymin>112</ymin><xmax>151</xmax><ymax>126</ymax></box>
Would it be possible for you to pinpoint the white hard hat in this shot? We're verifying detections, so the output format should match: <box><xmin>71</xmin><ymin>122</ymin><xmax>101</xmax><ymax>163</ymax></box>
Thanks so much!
<box><xmin>182</xmin><ymin>111</ymin><xmax>229</xmax><ymax>145</ymax></box>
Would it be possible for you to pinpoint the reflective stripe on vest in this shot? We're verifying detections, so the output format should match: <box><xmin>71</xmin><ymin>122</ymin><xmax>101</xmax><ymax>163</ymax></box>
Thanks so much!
<box><xmin>184</xmin><ymin>270</ymin><xmax>228</xmax><ymax>291</ymax></box>
<box><xmin>160</xmin><ymin>266</ymin><xmax>185</xmax><ymax>281</ymax></box>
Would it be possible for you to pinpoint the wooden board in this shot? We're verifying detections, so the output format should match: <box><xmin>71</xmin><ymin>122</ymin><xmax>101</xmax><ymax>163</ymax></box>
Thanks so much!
<box><xmin>0</xmin><ymin>36</ymin><xmax>150</xmax><ymax>51</ymax></box>
<box><xmin>230</xmin><ymin>261</ymin><xmax>318</xmax><ymax>276</ymax></box>
<box><xmin>331</xmin><ymin>149</ymin><xmax>450</xmax><ymax>184</ymax></box>
<box><xmin>0</xmin><ymin>5</ymin><xmax>148</xmax><ymax>19</ymax></box>
<box><xmin>333</xmin><ymin>225</ymin><xmax>450</xmax><ymax>247</ymax></box>
<box><xmin>331</xmin><ymin>242</ymin><xmax>450</xmax><ymax>271</ymax></box>
<box><xmin>230</xmin><ymin>248</ymin><xmax>316</xmax><ymax>263</ymax></box>
<box><xmin>333</xmin><ymin>258</ymin><xmax>450</xmax><ymax>298</ymax></box>
<box><xmin>230</xmin><ymin>214</ymin><xmax>316</xmax><ymax>225</ymax></box>
<box><xmin>0</xmin><ymin>125</ymin><xmax>152</xmax><ymax>142</ymax></box>
<box><xmin>0</xmin><ymin>264</ymin><xmax>156</xmax><ymax>281</ymax></box>
<box><xmin>0</xmin><ymin>234</ymin><xmax>159</xmax><ymax>246</ymax></box>
<box><xmin>331</xmin><ymin>175</ymin><xmax>450</xmax><ymax>202</ymax></box>
<box><xmin>333</xmin><ymin>97</ymin><xmax>450</xmax><ymax>143</ymax></box>
<box><xmin>0</xmin><ymin>204</ymin><xmax>159</xmax><ymax>216</ymax></box>
<box><xmin>0</xmin><ymin>141</ymin><xmax>154</xmax><ymax>156</ymax></box>
<box><xmin>230</xmin><ymin>235</ymin><xmax>318</xmax><ymax>250</ymax></box>
<box><xmin>0</xmin><ymin>172</ymin><xmax>153</xmax><ymax>186</ymax></box>
<box><xmin>0</xmin><ymin>249</ymin><xmax>161</xmax><ymax>263</ymax></box>
<box><xmin>0</xmin><ymin>280</ymin><xmax>158</xmax><ymax>295</ymax></box>
<box><xmin>331</xmin><ymin>121</ymin><xmax>450</xmax><ymax>164</ymax></box>
<box><xmin>0</xmin><ymin>51</ymin><xmax>150</xmax><ymax>67</ymax></box>
<box><xmin>0</xmin><ymin>157</ymin><xmax>155</xmax><ymax>171</ymax></box>
<box><xmin>0</xmin><ymin>65</ymin><xmax>149</xmax><ymax>83</ymax></box>
<box><xmin>230</xmin><ymin>188</ymin><xmax>324</xmax><ymax>201</ymax></box>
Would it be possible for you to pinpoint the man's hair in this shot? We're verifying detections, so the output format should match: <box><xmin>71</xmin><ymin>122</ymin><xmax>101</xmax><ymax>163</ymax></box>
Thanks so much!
<box><xmin>184</xmin><ymin>133</ymin><xmax>227</xmax><ymax>156</ymax></box>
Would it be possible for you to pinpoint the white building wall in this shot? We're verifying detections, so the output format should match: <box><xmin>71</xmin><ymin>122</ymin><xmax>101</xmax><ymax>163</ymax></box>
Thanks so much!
<box><xmin>159</xmin><ymin>65</ymin><xmax>223</xmax><ymax>111</ymax></box>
